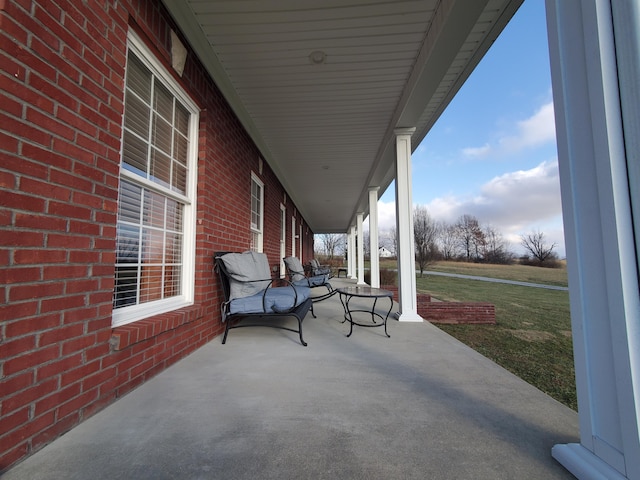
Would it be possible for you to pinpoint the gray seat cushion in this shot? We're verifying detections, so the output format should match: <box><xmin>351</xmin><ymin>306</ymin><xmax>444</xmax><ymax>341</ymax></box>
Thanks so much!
<box><xmin>293</xmin><ymin>275</ymin><xmax>328</xmax><ymax>287</ymax></box>
<box><xmin>283</xmin><ymin>256</ymin><xmax>306</xmax><ymax>282</ymax></box>
<box><xmin>221</xmin><ymin>251</ymin><xmax>272</xmax><ymax>300</ymax></box>
<box><xmin>229</xmin><ymin>285</ymin><xmax>311</xmax><ymax>314</ymax></box>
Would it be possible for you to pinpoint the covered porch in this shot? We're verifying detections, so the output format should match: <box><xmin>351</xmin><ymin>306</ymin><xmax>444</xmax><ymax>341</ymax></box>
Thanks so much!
<box><xmin>3</xmin><ymin>277</ymin><xmax>578</xmax><ymax>480</ymax></box>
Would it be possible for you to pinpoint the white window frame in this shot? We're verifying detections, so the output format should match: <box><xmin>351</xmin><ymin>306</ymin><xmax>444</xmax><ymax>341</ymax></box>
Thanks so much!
<box><xmin>299</xmin><ymin>224</ymin><xmax>303</xmax><ymax>260</ymax></box>
<box><xmin>112</xmin><ymin>31</ymin><xmax>199</xmax><ymax>327</ymax></box>
<box><xmin>291</xmin><ymin>216</ymin><xmax>296</xmax><ymax>257</ymax></box>
<box><xmin>250</xmin><ymin>172</ymin><xmax>264</xmax><ymax>252</ymax></box>
<box><xmin>280</xmin><ymin>204</ymin><xmax>286</xmax><ymax>276</ymax></box>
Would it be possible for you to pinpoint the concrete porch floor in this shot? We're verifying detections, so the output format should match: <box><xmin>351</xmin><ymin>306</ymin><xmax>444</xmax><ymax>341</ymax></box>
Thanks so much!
<box><xmin>4</xmin><ymin>277</ymin><xmax>578</xmax><ymax>479</ymax></box>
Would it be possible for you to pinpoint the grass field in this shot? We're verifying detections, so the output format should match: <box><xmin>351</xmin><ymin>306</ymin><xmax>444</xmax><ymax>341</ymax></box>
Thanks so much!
<box><xmin>402</xmin><ymin>261</ymin><xmax>576</xmax><ymax>410</ymax></box>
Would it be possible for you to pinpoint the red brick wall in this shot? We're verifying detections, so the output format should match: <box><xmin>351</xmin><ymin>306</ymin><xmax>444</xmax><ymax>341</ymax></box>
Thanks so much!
<box><xmin>0</xmin><ymin>0</ymin><xmax>314</xmax><ymax>471</ymax></box>
<box><xmin>420</xmin><ymin>303</ymin><xmax>496</xmax><ymax>324</ymax></box>
<box><xmin>380</xmin><ymin>286</ymin><xmax>494</xmax><ymax>324</ymax></box>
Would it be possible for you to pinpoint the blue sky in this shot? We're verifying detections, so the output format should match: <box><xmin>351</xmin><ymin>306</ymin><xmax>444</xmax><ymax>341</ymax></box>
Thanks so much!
<box><xmin>377</xmin><ymin>0</ymin><xmax>565</xmax><ymax>257</ymax></box>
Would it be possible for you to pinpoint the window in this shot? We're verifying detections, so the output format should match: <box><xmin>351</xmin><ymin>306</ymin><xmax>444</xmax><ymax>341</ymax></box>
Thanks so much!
<box><xmin>250</xmin><ymin>173</ymin><xmax>264</xmax><ymax>252</ymax></box>
<box><xmin>280</xmin><ymin>204</ymin><xmax>286</xmax><ymax>276</ymax></box>
<box><xmin>291</xmin><ymin>216</ymin><xmax>296</xmax><ymax>257</ymax></box>
<box><xmin>112</xmin><ymin>32</ymin><xmax>198</xmax><ymax>327</ymax></box>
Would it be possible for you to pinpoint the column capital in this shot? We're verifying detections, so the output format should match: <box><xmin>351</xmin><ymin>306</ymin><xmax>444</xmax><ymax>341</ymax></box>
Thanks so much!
<box><xmin>394</xmin><ymin>127</ymin><xmax>416</xmax><ymax>136</ymax></box>
<box><xmin>368</xmin><ymin>186</ymin><xmax>380</xmax><ymax>193</ymax></box>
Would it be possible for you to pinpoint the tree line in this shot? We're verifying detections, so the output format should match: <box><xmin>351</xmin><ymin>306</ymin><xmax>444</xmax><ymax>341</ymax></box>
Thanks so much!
<box><xmin>316</xmin><ymin>206</ymin><xmax>559</xmax><ymax>273</ymax></box>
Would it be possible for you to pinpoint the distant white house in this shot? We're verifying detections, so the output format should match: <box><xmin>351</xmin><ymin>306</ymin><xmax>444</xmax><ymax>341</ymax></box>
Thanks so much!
<box><xmin>379</xmin><ymin>247</ymin><xmax>393</xmax><ymax>258</ymax></box>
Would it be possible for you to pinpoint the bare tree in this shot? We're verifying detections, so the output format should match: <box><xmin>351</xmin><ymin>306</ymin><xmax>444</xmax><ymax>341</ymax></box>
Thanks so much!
<box><xmin>319</xmin><ymin>233</ymin><xmax>345</xmax><ymax>259</ymax></box>
<box><xmin>454</xmin><ymin>214</ymin><xmax>484</xmax><ymax>261</ymax></box>
<box><xmin>483</xmin><ymin>225</ymin><xmax>513</xmax><ymax>264</ymax></box>
<box><xmin>362</xmin><ymin>230</ymin><xmax>371</xmax><ymax>259</ymax></box>
<box><xmin>414</xmin><ymin>205</ymin><xmax>439</xmax><ymax>276</ymax></box>
<box><xmin>437</xmin><ymin>221</ymin><xmax>458</xmax><ymax>260</ymax></box>
<box><xmin>379</xmin><ymin>227</ymin><xmax>397</xmax><ymax>257</ymax></box>
<box><xmin>520</xmin><ymin>230</ymin><xmax>557</xmax><ymax>265</ymax></box>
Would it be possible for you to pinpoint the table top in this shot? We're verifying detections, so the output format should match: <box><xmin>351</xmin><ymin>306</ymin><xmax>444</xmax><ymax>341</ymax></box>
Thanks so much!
<box><xmin>337</xmin><ymin>286</ymin><xmax>393</xmax><ymax>298</ymax></box>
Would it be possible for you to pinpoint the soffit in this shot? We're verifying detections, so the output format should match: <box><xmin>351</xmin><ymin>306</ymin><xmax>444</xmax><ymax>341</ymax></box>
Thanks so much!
<box><xmin>161</xmin><ymin>0</ymin><xmax>523</xmax><ymax>232</ymax></box>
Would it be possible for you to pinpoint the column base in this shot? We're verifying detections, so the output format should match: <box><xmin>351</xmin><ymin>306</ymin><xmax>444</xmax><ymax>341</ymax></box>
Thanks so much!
<box><xmin>552</xmin><ymin>443</ymin><xmax>626</xmax><ymax>480</ymax></box>
<box><xmin>396</xmin><ymin>311</ymin><xmax>423</xmax><ymax>322</ymax></box>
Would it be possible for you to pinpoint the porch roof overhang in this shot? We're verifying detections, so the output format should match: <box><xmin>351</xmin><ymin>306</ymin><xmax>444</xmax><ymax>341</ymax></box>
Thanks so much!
<box><xmin>161</xmin><ymin>0</ymin><xmax>524</xmax><ymax>233</ymax></box>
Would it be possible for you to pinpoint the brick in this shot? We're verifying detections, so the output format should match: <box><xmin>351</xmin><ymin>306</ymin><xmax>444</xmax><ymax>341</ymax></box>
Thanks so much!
<box><xmin>2</xmin><ymin>74</ymin><xmax>52</xmax><ymax>113</ymax></box>
<box><xmin>47</xmin><ymin>201</ymin><xmax>92</xmax><ymax>220</ymax></box>
<box><xmin>52</xmin><ymin>138</ymin><xmax>94</xmax><ymax>167</ymax></box>
<box><xmin>57</xmin><ymin>105</ymin><xmax>99</xmax><ymax>138</ymax></box>
<box><xmin>0</xmin><ymin>302</ymin><xmax>40</xmax><ymax>324</ymax></box>
<box><xmin>0</xmin><ymin>408</ymin><xmax>30</xmax><ymax>440</ymax></box>
<box><xmin>34</xmin><ymin>383</ymin><xmax>82</xmax><ymax>416</ymax></box>
<box><xmin>1</xmin><ymin>378</ymin><xmax>59</xmax><ymax>416</ymax></box>
<box><xmin>82</xmin><ymin>366</ymin><xmax>116</xmax><ymax>392</ymax></box>
<box><xmin>421</xmin><ymin>302</ymin><xmax>495</xmax><ymax>325</ymax></box>
<box><xmin>0</xmin><ymin>90</ymin><xmax>22</xmax><ymax>117</ymax></box>
<box><xmin>0</xmin><ymin>168</ymin><xmax>17</xmax><ymax>189</ymax></box>
<box><xmin>68</xmin><ymin>250</ymin><xmax>100</xmax><ymax>263</ymax></box>
<box><xmin>56</xmin><ymin>390</ymin><xmax>98</xmax><ymax>420</ymax></box>
<box><xmin>0</xmin><ymin>230</ymin><xmax>44</xmax><ymax>247</ymax></box>
<box><xmin>60</xmin><ymin>360</ymin><xmax>101</xmax><ymax>387</ymax></box>
<box><xmin>26</xmin><ymin>107</ymin><xmax>75</xmax><ymax>140</ymax></box>
<box><xmin>14</xmin><ymin>213</ymin><xmax>67</xmax><ymax>231</ymax></box>
<box><xmin>5</xmin><ymin>314</ymin><xmax>62</xmax><ymax>338</ymax></box>
<box><xmin>48</xmin><ymin>166</ymin><xmax>93</xmax><ymax>192</ymax></box>
<box><xmin>62</xmin><ymin>306</ymin><xmax>99</xmax><ymax>324</ymax></box>
<box><xmin>19</xmin><ymin>177</ymin><xmax>71</xmax><ymax>202</ymax></box>
<box><xmin>82</xmin><ymin>392</ymin><xmax>117</xmax><ymax>420</ymax></box>
<box><xmin>0</xmin><ymin>267</ymin><xmax>42</xmax><ymax>285</ymax></box>
<box><xmin>42</xmin><ymin>264</ymin><xmax>87</xmax><ymax>281</ymax></box>
<box><xmin>61</xmin><ymin>335</ymin><xmax>97</xmax><ymax>356</ymax></box>
<box><xmin>0</xmin><ymin>411</ymin><xmax>55</xmax><ymax>453</ymax></box>
<box><xmin>3</xmin><ymin>346</ymin><xmax>60</xmax><ymax>377</ymax></box>
<box><xmin>84</xmin><ymin>342</ymin><xmax>110</xmax><ymax>362</ymax></box>
<box><xmin>36</xmin><ymin>353</ymin><xmax>83</xmax><ymax>382</ymax></box>
<box><xmin>41</xmin><ymin>294</ymin><xmax>86</xmax><ymax>314</ymax></box>
<box><xmin>0</xmin><ymin>443</ymin><xmax>30</xmax><ymax>474</ymax></box>
<box><xmin>68</xmin><ymin>219</ymin><xmax>101</xmax><ymax>236</ymax></box>
<box><xmin>0</xmin><ymin>372</ymin><xmax>34</xmax><ymax>404</ymax></box>
<box><xmin>72</xmin><ymin>190</ymin><xmax>104</xmax><ymax>209</ymax></box>
<box><xmin>13</xmin><ymin>249</ymin><xmax>67</xmax><ymax>265</ymax></box>
<box><xmin>38</xmin><ymin>323</ymin><xmax>85</xmax><ymax>347</ymax></box>
<box><xmin>0</xmin><ymin>12</ymin><xmax>28</xmax><ymax>46</ymax></box>
<box><xmin>46</xmin><ymin>234</ymin><xmax>92</xmax><ymax>249</ymax></box>
<box><xmin>9</xmin><ymin>282</ymin><xmax>65</xmax><ymax>302</ymax></box>
<box><xmin>0</xmin><ymin>190</ymin><xmax>46</xmax><ymax>213</ymax></box>
<box><xmin>2</xmin><ymin>335</ymin><xmax>36</xmax><ymax>359</ymax></box>
<box><xmin>56</xmin><ymin>76</ymin><xmax>98</xmax><ymax>112</ymax></box>
<box><xmin>65</xmin><ymin>278</ymin><xmax>100</xmax><ymax>294</ymax></box>
<box><xmin>1</xmin><ymin>153</ymin><xmax>48</xmax><ymax>180</ymax></box>
<box><xmin>31</xmin><ymin>411</ymin><xmax>79</xmax><ymax>453</ymax></box>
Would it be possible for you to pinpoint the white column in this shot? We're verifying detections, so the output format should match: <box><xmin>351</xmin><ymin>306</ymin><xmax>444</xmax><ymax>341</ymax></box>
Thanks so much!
<box><xmin>547</xmin><ymin>2</ymin><xmax>640</xmax><ymax>479</ymax></box>
<box><xmin>394</xmin><ymin>128</ymin><xmax>421</xmax><ymax>321</ymax></box>
<box><xmin>368</xmin><ymin>187</ymin><xmax>380</xmax><ymax>288</ymax></box>
<box><xmin>348</xmin><ymin>225</ymin><xmax>356</xmax><ymax>279</ymax></box>
<box><xmin>356</xmin><ymin>212</ymin><xmax>365</xmax><ymax>285</ymax></box>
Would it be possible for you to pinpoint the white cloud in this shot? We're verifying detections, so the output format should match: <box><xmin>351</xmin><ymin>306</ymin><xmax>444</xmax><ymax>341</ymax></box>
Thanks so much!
<box><xmin>499</xmin><ymin>101</ymin><xmax>556</xmax><ymax>152</ymax></box>
<box><xmin>462</xmin><ymin>143</ymin><xmax>492</xmax><ymax>158</ymax></box>
<box><xmin>462</xmin><ymin>101</ymin><xmax>556</xmax><ymax>159</ymax></box>
<box><xmin>373</xmin><ymin>161</ymin><xmax>566</xmax><ymax>257</ymax></box>
<box><xmin>429</xmin><ymin>161</ymin><xmax>563</xmax><ymax>250</ymax></box>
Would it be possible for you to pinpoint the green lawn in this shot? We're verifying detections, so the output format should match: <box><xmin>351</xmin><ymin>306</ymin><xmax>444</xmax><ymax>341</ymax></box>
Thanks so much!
<box><xmin>410</xmin><ymin>262</ymin><xmax>576</xmax><ymax>410</ymax></box>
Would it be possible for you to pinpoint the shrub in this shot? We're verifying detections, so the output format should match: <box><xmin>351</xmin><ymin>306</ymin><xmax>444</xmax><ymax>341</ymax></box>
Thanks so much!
<box><xmin>363</xmin><ymin>268</ymin><xmax>397</xmax><ymax>286</ymax></box>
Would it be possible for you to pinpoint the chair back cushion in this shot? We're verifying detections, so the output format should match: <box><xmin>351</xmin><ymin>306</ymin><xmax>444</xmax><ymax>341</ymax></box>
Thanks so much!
<box><xmin>220</xmin><ymin>251</ymin><xmax>272</xmax><ymax>300</ymax></box>
<box><xmin>283</xmin><ymin>256</ymin><xmax>305</xmax><ymax>282</ymax></box>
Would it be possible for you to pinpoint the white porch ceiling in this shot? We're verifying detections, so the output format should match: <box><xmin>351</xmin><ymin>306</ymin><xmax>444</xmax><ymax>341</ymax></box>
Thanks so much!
<box><xmin>161</xmin><ymin>0</ymin><xmax>523</xmax><ymax>233</ymax></box>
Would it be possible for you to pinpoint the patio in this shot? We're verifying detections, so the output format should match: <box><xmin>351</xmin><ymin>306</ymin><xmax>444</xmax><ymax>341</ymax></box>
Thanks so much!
<box><xmin>3</xmin><ymin>277</ymin><xmax>578</xmax><ymax>479</ymax></box>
